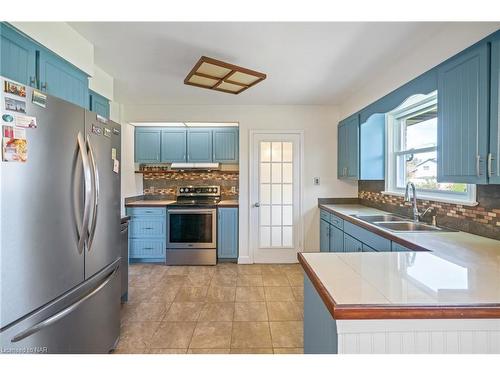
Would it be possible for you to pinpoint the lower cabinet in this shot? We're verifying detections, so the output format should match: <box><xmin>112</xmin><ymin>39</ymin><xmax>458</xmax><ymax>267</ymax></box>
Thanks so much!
<box><xmin>304</xmin><ymin>274</ymin><xmax>338</xmax><ymax>354</ymax></box>
<box><xmin>329</xmin><ymin>226</ymin><xmax>344</xmax><ymax>252</ymax></box>
<box><xmin>126</xmin><ymin>207</ymin><xmax>166</xmax><ymax>262</ymax></box>
<box><xmin>320</xmin><ymin>219</ymin><xmax>330</xmax><ymax>252</ymax></box>
<box><xmin>391</xmin><ymin>242</ymin><xmax>413</xmax><ymax>252</ymax></box>
<box><xmin>343</xmin><ymin>233</ymin><xmax>363</xmax><ymax>252</ymax></box>
<box><xmin>217</xmin><ymin>208</ymin><xmax>239</xmax><ymax>259</ymax></box>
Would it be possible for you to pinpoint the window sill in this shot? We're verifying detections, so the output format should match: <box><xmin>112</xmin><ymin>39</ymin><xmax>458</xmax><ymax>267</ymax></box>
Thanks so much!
<box><xmin>380</xmin><ymin>191</ymin><xmax>479</xmax><ymax>207</ymax></box>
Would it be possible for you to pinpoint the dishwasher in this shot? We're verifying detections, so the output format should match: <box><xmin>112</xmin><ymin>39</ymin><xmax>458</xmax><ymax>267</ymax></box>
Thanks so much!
<box><xmin>120</xmin><ymin>216</ymin><xmax>130</xmax><ymax>302</ymax></box>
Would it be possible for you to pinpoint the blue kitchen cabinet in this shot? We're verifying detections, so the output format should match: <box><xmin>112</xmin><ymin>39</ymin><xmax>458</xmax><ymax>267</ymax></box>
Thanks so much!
<box><xmin>213</xmin><ymin>128</ymin><xmax>239</xmax><ymax>163</ymax></box>
<box><xmin>187</xmin><ymin>129</ymin><xmax>213</xmax><ymax>162</ymax></box>
<box><xmin>304</xmin><ymin>274</ymin><xmax>338</xmax><ymax>354</ymax></box>
<box><xmin>161</xmin><ymin>128</ymin><xmax>187</xmax><ymax>162</ymax></box>
<box><xmin>89</xmin><ymin>90</ymin><xmax>110</xmax><ymax>118</ymax></box>
<box><xmin>126</xmin><ymin>207</ymin><xmax>166</xmax><ymax>262</ymax></box>
<box><xmin>360</xmin><ymin>113</ymin><xmax>385</xmax><ymax>180</ymax></box>
<box><xmin>343</xmin><ymin>233</ymin><xmax>363</xmax><ymax>252</ymax></box>
<box><xmin>343</xmin><ymin>221</ymin><xmax>392</xmax><ymax>251</ymax></box>
<box><xmin>217</xmin><ymin>208</ymin><xmax>239</xmax><ymax>259</ymax></box>
<box><xmin>38</xmin><ymin>49</ymin><xmax>89</xmax><ymax>108</ymax></box>
<box><xmin>338</xmin><ymin>113</ymin><xmax>359</xmax><ymax>180</ymax></box>
<box><xmin>0</xmin><ymin>23</ymin><xmax>37</xmax><ymax>87</ymax></box>
<box><xmin>320</xmin><ymin>219</ymin><xmax>330</xmax><ymax>252</ymax></box>
<box><xmin>329</xmin><ymin>225</ymin><xmax>344</xmax><ymax>252</ymax></box>
<box><xmin>490</xmin><ymin>38</ymin><xmax>500</xmax><ymax>184</ymax></box>
<box><xmin>437</xmin><ymin>43</ymin><xmax>489</xmax><ymax>184</ymax></box>
<box><xmin>135</xmin><ymin>128</ymin><xmax>161</xmax><ymax>163</ymax></box>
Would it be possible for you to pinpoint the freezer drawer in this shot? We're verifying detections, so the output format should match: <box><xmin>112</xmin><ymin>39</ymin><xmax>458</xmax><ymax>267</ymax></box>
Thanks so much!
<box><xmin>0</xmin><ymin>260</ymin><xmax>121</xmax><ymax>354</ymax></box>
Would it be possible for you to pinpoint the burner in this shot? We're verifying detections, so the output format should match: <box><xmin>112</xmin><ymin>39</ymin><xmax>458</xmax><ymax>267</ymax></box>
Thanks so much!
<box><xmin>175</xmin><ymin>185</ymin><xmax>221</xmax><ymax>205</ymax></box>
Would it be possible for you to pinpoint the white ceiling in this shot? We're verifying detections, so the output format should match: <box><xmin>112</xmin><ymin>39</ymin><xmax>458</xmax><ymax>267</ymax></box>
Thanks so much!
<box><xmin>69</xmin><ymin>22</ymin><xmax>474</xmax><ymax>105</ymax></box>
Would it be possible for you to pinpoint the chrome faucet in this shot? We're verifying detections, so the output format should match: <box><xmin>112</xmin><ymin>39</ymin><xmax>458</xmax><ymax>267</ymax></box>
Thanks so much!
<box><xmin>404</xmin><ymin>182</ymin><xmax>434</xmax><ymax>223</ymax></box>
<box><xmin>404</xmin><ymin>182</ymin><xmax>420</xmax><ymax>222</ymax></box>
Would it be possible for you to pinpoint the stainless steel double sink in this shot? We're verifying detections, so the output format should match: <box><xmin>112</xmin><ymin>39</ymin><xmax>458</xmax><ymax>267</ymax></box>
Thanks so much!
<box><xmin>351</xmin><ymin>214</ymin><xmax>456</xmax><ymax>232</ymax></box>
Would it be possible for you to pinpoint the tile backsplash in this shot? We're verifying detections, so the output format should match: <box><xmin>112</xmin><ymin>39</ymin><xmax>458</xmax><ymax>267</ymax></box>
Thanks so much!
<box><xmin>142</xmin><ymin>169</ymin><xmax>239</xmax><ymax>200</ymax></box>
<box><xmin>358</xmin><ymin>180</ymin><xmax>500</xmax><ymax>240</ymax></box>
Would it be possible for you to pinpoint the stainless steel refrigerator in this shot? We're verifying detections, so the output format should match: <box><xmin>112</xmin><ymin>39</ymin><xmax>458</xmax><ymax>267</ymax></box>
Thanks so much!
<box><xmin>0</xmin><ymin>79</ymin><xmax>122</xmax><ymax>353</ymax></box>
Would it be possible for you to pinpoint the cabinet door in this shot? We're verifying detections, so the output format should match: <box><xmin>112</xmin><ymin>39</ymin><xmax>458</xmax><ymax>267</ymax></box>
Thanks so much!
<box><xmin>135</xmin><ymin>128</ymin><xmax>161</xmax><ymax>163</ymax></box>
<box><xmin>329</xmin><ymin>225</ymin><xmax>344</xmax><ymax>253</ymax></box>
<box><xmin>343</xmin><ymin>233</ymin><xmax>363</xmax><ymax>252</ymax></box>
<box><xmin>161</xmin><ymin>129</ymin><xmax>187</xmax><ymax>162</ymax></box>
<box><xmin>345</xmin><ymin>115</ymin><xmax>360</xmax><ymax>179</ymax></box>
<box><xmin>437</xmin><ymin>43</ymin><xmax>489</xmax><ymax>184</ymax></box>
<box><xmin>360</xmin><ymin>113</ymin><xmax>385</xmax><ymax>180</ymax></box>
<box><xmin>187</xmin><ymin>129</ymin><xmax>213</xmax><ymax>162</ymax></box>
<box><xmin>391</xmin><ymin>242</ymin><xmax>413</xmax><ymax>252</ymax></box>
<box><xmin>89</xmin><ymin>90</ymin><xmax>110</xmax><ymax>118</ymax></box>
<box><xmin>0</xmin><ymin>24</ymin><xmax>36</xmax><ymax>86</ymax></box>
<box><xmin>490</xmin><ymin>39</ymin><xmax>500</xmax><ymax>184</ymax></box>
<box><xmin>337</xmin><ymin>123</ymin><xmax>347</xmax><ymax>178</ymax></box>
<box><xmin>320</xmin><ymin>219</ymin><xmax>330</xmax><ymax>252</ymax></box>
<box><xmin>213</xmin><ymin>128</ymin><xmax>239</xmax><ymax>163</ymax></box>
<box><xmin>217</xmin><ymin>208</ymin><xmax>239</xmax><ymax>259</ymax></box>
<box><xmin>38</xmin><ymin>49</ymin><xmax>89</xmax><ymax>108</ymax></box>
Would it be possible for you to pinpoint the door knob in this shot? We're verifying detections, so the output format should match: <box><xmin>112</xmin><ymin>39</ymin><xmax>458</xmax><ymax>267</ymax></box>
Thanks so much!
<box><xmin>254</xmin><ymin>202</ymin><xmax>260</xmax><ymax>207</ymax></box>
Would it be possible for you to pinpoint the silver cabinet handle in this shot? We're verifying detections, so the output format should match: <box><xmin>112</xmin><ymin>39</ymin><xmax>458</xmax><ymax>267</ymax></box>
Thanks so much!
<box><xmin>254</xmin><ymin>202</ymin><xmax>260</xmax><ymax>207</ymax></box>
<box><xmin>11</xmin><ymin>264</ymin><xmax>119</xmax><ymax>343</ymax></box>
<box><xmin>86</xmin><ymin>136</ymin><xmax>99</xmax><ymax>252</ymax></box>
<box><xmin>487</xmin><ymin>153</ymin><xmax>493</xmax><ymax>178</ymax></box>
<box><xmin>29</xmin><ymin>76</ymin><xmax>36</xmax><ymax>87</ymax></box>
<box><xmin>76</xmin><ymin>132</ymin><xmax>92</xmax><ymax>254</ymax></box>
<box><xmin>476</xmin><ymin>154</ymin><xmax>482</xmax><ymax>177</ymax></box>
<box><xmin>41</xmin><ymin>82</ymin><xmax>48</xmax><ymax>91</ymax></box>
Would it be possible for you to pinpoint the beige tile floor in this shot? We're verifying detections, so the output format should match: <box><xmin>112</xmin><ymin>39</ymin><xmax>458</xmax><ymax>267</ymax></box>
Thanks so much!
<box><xmin>115</xmin><ymin>263</ymin><xmax>305</xmax><ymax>354</ymax></box>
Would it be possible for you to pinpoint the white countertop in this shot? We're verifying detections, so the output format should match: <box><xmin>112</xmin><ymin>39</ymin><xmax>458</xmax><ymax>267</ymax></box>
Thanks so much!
<box><xmin>302</xmin><ymin>204</ymin><xmax>500</xmax><ymax>311</ymax></box>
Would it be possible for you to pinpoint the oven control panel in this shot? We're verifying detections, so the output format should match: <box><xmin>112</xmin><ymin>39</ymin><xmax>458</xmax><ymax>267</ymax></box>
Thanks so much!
<box><xmin>177</xmin><ymin>186</ymin><xmax>221</xmax><ymax>196</ymax></box>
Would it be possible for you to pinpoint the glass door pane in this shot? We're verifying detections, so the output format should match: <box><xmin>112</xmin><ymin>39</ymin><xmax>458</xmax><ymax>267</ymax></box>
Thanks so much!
<box><xmin>259</xmin><ymin>141</ymin><xmax>294</xmax><ymax>248</ymax></box>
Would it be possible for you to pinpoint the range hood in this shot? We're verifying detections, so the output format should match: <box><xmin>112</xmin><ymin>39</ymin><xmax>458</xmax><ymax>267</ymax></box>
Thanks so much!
<box><xmin>170</xmin><ymin>162</ymin><xmax>220</xmax><ymax>170</ymax></box>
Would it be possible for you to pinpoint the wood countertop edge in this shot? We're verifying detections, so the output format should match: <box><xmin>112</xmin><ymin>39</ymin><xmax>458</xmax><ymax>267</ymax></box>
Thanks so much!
<box><xmin>298</xmin><ymin>252</ymin><xmax>500</xmax><ymax>320</ymax></box>
<box><xmin>318</xmin><ymin>204</ymin><xmax>430</xmax><ymax>252</ymax></box>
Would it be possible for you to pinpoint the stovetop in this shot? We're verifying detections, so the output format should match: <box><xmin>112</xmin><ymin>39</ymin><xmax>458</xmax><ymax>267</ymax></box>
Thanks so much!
<box><xmin>173</xmin><ymin>185</ymin><xmax>221</xmax><ymax>206</ymax></box>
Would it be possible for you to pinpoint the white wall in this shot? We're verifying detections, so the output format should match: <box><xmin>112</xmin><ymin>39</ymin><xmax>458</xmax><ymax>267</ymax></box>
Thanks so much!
<box><xmin>339</xmin><ymin>22</ymin><xmax>500</xmax><ymax>118</ymax></box>
<box><xmin>121</xmin><ymin>105</ymin><xmax>358</xmax><ymax>262</ymax></box>
<box><xmin>89</xmin><ymin>65</ymin><xmax>114</xmax><ymax>100</ymax></box>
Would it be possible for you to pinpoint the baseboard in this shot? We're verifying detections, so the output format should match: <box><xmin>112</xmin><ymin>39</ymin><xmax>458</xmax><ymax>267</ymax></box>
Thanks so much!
<box><xmin>237</xmin><ymin>255</ymin><xmax>253</xmax><ymax>264</ymax></box>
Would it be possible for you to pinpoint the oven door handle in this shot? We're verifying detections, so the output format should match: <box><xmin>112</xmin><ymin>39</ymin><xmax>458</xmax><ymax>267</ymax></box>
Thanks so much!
<box><xmin>167</xmin><ymin>209</ymin><xmax>217</xmax><ymax>214</ymax></box>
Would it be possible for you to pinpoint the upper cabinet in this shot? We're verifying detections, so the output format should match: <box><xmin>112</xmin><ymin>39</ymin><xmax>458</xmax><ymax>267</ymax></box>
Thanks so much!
<box><xmin>89</xmin><ymin>90</ymin><xmax>110</xmax><ymax>119</ymax></box>
<box><xmin>135</xmin><ymin>128</ymin><xmax>161</xmax><ymax>163</ymax></box>
<box><xmin>161</xmin><ymin>129</ymin><xmax>187</xmax><ymax>162</ymax></box>
<box><xmin>337</xmin><ymin>114</ymin><xmax>359</xmax><ymax>180</ymax></box>
<box><xmin>0</xmin><ymin>23</ymin><xmax>36</xmax><ymax>87</ymax></box>
<box><xmin>38</xmin><ymin>49</ymin><xmax>89</xmax><ymax>109</ymax></box>
<box><xmin>0</xmin><ymin>23</ymin><xmax>90</xmax><ymax>109</ymax></box>
<box><xmin>359</xmin><ymin>114</ymin><xmax>385</xmax><ymax>180</ymax></box>
<box><xmin>490</xmin><ymin>38</ymin><xmax>500</xmax><ymax>184</ymax></box>
<box><xmin>213</xmin><ymin>127</ymin><xmax>239</xmax><ymax>163</ymax></box>
<box><xmin>135</xmin><ymin>126</ymin><xmax>239</xmax><ymax>164</ymax></box>
<box><xmin>437</xmin><ymin>43</ymin><xmax>489</xmax><ymax>184</ymax></box>
<box><xmin>187</xmin><ymin>129</ymin><xmax>213</xmax><ymax>162</ymax></box>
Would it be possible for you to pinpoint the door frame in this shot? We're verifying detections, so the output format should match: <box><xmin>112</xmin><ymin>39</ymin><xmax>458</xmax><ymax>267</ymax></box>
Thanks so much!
<box><xmin>248</xmin><ymin>130</ymin><xmax>304</xmax><ymax>264</ymax></box>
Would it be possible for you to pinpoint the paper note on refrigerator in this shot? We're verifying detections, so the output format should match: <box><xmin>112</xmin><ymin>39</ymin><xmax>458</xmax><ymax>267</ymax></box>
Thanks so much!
<box><xmin>113</xmin><ymin>159</ymin><xmax>119</xmax><ymax>173</ymax></box>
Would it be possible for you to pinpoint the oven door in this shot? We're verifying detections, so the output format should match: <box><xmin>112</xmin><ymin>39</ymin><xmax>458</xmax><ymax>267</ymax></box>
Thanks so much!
<box><xmin>167</xmin><ymin>209</ymin><xmax>217</xmax><ymax>249</ymax></box>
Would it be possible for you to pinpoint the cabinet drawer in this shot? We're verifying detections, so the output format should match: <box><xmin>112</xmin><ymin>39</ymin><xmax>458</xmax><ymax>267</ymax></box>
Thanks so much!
<box><xmin>129</xmin><ymin>239</ymin><xmax>165</xmax><ymax>259</ymax></box>
<box><xmin>127</xmin><ymin>207</ymin><xmax>166</xmax><ymax>217</ymax></box>
<box><xmin>320</xmin><ymin>209</ymin><xmax>332</xmax><ymax>223</ymax></box>
<box><xmin>330</xmin><ymin>214</ymin><xmax>343</xmax><ymax>230</ymax></box>
<box><xmin>391</xmin><ymin>242</ymin><xmax>413</xmax><ymax>252</ymax></box>
<box><xmin>129</xmin><ymin>219</ymin><xmax>165</xmax><ymax>238</ymax></box>
<box><xmin>344</xmin><ymin>221</ymin><xmax>391</xmax><ymax>251</ymax></box>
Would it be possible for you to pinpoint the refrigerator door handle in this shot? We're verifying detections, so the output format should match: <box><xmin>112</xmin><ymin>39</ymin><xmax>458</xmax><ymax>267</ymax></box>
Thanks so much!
<box><xmin>77</xmin><ymin>132</ymin><xmax>92</xmax><ymax>254</ymax></box>
<box><xmin>86</xmin><ymin>136</ymin><xmax>100</xmax><ymax>252</ymax></box>
<box><xmin>10</xmin><ymin>264</ymin><xmax>119</xmax><ymax>343</ymax></box>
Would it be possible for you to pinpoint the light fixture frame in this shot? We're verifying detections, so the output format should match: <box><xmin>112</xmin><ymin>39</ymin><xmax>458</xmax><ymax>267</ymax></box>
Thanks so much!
<box><xmin>184</xmin><ymin>56</ymin><xmax>266</xmax><ymax>94</ymax></box>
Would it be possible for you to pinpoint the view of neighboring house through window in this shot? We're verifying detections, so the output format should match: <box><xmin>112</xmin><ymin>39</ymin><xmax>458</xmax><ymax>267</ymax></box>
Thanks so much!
<box><xmin>385</xmin><ymin>91</ymin><xmax>476</xmax><ymax>204</ymax></box>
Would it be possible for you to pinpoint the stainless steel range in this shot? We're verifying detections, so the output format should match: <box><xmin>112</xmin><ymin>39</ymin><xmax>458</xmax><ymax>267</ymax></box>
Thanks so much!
<box><xmin>165</xmin><ymin>186</ymin><xmax>220</xmax><ymax>265</ymax></box>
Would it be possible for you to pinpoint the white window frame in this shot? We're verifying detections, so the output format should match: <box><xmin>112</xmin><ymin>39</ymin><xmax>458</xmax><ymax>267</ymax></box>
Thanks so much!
<box><xmin>384</xmin><ymin>92</ymin><xmax>478</xmax><ymax>206</ymax></box>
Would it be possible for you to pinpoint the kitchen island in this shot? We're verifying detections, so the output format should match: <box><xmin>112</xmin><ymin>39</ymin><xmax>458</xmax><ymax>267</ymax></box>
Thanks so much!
<box><xmin>300</xmin><ymin>204</ymin><xmax>500</xmax><ymax>354</ymax></box>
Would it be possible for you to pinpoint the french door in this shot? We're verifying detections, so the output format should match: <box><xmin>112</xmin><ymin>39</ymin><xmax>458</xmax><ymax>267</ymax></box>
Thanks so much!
<box><xmin>250</xmin><ymin>132</ymin><xmax>302</xmax><ymax>263</ymax></box>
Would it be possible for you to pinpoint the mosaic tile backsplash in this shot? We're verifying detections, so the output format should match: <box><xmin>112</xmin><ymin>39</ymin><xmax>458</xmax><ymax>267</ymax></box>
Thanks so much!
<box><xmin>358</xmin><ymin>180</ymin><xmax>500</xmax><ymax>240</ymax></box>
<box><xmin>142</xmin><ymin>170</ymin><xmax>239</xmax><ymax>200</ymax></box>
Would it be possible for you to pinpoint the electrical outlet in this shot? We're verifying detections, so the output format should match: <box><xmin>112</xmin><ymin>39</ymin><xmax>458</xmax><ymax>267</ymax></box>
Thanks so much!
<box><xmin>230</xmin><ymin>186</ymin><xmax>236</xmax><ymax>193</ymax></box>
<box><xmin>313</xmin><ymin>177</ymin><xmax>320</xmax><ymax>185</ymax></box>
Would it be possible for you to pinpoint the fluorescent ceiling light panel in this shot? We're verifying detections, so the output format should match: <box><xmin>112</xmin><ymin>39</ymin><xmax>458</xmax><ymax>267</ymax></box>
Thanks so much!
<box><xmin>184</xmin><ymin>56</ymin><xmax>266</xmax><ymax>95</ymax></box>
